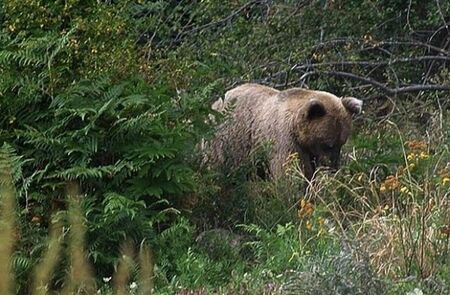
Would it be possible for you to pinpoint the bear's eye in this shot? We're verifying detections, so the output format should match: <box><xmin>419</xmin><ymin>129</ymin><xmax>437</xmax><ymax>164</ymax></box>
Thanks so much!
<box><xmin>322</xmin><ymin>143</ymin><xmax>334</xmax><ymax>152</ymax></box>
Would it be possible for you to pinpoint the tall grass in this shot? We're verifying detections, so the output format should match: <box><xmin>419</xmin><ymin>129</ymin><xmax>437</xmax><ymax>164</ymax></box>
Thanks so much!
<box><xmin>284</xmin><ymin>119</ymin><xmax>450</xmax><ymax>290</ymax></box>
<box><xmin>61</xmin><ymin>181</ymin><xmax>96</xmax><ymax>294</ymax></box>
<box><xmin>138</xmin><ymin>244</ymin><xmax>154</xmax><ymax>295</ymax></box>
<box><xmin>31</xmin><ymin>216</ymin><xmax>64</xmax><ymax>295</ymax></box>
<box><xmin>1</xmin><ymin>114</ymin><xmax>449</xmax><ymax>294</ymax></box>
<box><xmin>114</xmin><ymin>242</ymin><xmax>135</xmax><ymax>295</ymax></box>
<box><xmin>0</xmin><ymin>150</ymin><xmax>155</xmax><ymax>295</ymax></box>
<box><xmin>0</xmin><ymin>149</ymin><xmax>17</xmax><ymax>294</ymax></box>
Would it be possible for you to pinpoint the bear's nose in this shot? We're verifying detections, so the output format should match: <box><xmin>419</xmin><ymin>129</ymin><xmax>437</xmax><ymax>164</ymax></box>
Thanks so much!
<box><xmin>327</xmin><ymin>166</ymin><xmax>338</xmax><ymax>173</ymax></box>
<box><xmin>319</xmin><ymin>157</ymin><xmax>339</xmax><ymax>173</ymax></box>
<box><xmin>320</xmin><ymin>165</ymin><xmax>337</xmax><ymax>173</ymax></box>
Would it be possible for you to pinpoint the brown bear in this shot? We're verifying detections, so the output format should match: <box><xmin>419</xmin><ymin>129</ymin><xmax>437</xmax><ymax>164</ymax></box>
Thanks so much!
<box><xmin>207</xmin><ymin>83</ymin><xmax>362</xmax><ymax>180</ymax></box>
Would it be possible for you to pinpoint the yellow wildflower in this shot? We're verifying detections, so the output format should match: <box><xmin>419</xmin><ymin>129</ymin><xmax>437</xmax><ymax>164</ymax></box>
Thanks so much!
<box><xmin>298</xmin><ymin>199</ymin><xmax>314</xmax><ymax>219</ymax></box>
<box><xmin>419</xmin><ymin>152</ymin><xmax>429</xmax><ymax>160</ymax></box>
<box><xmin>400</xmin><ymin>186</ymin><xmax>409</xmax><ymax>194</ymax></box>
<box><xmin>380</xmin><ymin>175</ymin><xmax>400</xmax><ymax>192</ymax></box>
<box><xmin>306</xmin><ymin>220</ymin><xmax>313</xmax><ymax>231</ymax></box>
<box><xmin>318</xmin><ymin>217</ymin><xmax>326</xmax><ymax>226</ymax></box>
<box><xmin>443</xmin><ymin>177</ymin><xmax>450</xmax><ymax>186</ymax></box>
<box><xmin>363</xmin><ymin>34</ymin><xmax>373</xmax><ymax>42</ymax></box>
<box><xmin>312</xmin><ymin>52</ymin><xmax>322</xmax><ymax>61</ymax></box>
<box><xmin>407</xmin><ymin>153</ymin><xmax>415</xmax><ymax>161</ymax></box>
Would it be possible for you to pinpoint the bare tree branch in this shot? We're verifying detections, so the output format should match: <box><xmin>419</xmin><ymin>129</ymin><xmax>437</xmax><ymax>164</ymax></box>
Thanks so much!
<box><xmin>373</xmin><ymin>40</ymin><xmax>450</xmax><ymax>56</ymax></box>
<box><xmin>263</xmin><ymin>55</ymin><xmax>449</xmax><ymax>83</ymax></box>
<box><xmin>293</xmin><ymin>71</ymin><xmax>450</xmax><ymax>96</ymax></box>
<box><xmin>309</xmin><ymin>38</ymin><xmax>450</xmax><ymax>56</ymax></box>
<box><xmin>291</xmin><ymin>55</ymin><xmax>450</xmax><ymax>71</ymax></box>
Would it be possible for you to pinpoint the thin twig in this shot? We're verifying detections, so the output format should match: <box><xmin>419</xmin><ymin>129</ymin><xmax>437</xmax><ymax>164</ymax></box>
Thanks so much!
<box><xmin>289</xmin><ymin>70</ymin><xmax>450</xmax><ymax>96</ymax></box>
<box><xmin>290</xmin><ymin>56</ymin><xmax>450</xmax><ymax>71</ymax></box>
<box><xmin>172</xmin><ymin>0</ymin><xmax>261</xmax><ymax>43</ymax></box>
<box><xmin>374</xmin><ymin>40</ymin><xmax>450</xmax><ymax>56</ymax></box>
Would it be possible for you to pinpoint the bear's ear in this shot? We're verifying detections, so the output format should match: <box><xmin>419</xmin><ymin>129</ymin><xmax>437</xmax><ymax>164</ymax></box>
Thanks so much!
<box><xmin>211</xmin><ymin>98</ymin><xmax>224</xmax><ymax>112</ymax></box>
<box><xmin>342</xmin><ymin>97</ymin><xmax>363</xmax><ymax>114</ymax></box>
<box><xmin>306</xmin><ymin>99</ymin><xmax>326</xmax><ymax>120</ymax></box>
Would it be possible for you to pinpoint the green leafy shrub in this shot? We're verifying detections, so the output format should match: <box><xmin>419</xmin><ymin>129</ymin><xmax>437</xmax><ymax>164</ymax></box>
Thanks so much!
<box><xmin>0</xmin><ymin>1</ymin><xmax>214</xmax><ymax>285</ymax></box>
<box><xmin>280</xmin><ymin>243</ymin><xmax>384</xmax><ymax>295</ymax></box>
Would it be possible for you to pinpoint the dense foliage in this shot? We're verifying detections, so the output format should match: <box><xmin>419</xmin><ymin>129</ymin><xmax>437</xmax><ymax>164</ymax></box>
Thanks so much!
<box><xmin>0</xmin><ymin>0</ymin><xmax>213</xmax><ymax>289</ymax></box>
<box><xmin>0</xmin><ymin>0</ymin><xmax>449</xmax><ymax>294</ymax></box>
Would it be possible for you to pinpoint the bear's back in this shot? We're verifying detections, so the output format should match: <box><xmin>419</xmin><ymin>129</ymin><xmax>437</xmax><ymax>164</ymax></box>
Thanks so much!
<box><xmin>221</xmin><ymin>84</ymin><xmax>348</xmax><ymax>120</ymax></box>
<box><xmin>223</xmin><ymin>83</ymin><xmax>279</xmax><ymax>110</ymax></box>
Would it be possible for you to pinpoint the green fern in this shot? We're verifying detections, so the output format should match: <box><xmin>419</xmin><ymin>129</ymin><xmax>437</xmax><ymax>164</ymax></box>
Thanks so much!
<box><xmin>11</xmin><ymin>254</ymin><xmax>32</xmax><ymax>276</ymax></box>
<box><xmin>0</xmin><ymin>1</ymin><xmax>216</xmax><ymax>290</ymax></box>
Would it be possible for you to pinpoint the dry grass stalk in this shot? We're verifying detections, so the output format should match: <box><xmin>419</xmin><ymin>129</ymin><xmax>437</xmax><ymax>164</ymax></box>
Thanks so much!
<box><xmin>138</xmin><ymin>243</ymin><xmax>154</xmax><ymax>295</ymax></box>
<box><xmin>31</xmin><ymin>217</ymin><xmax>64</xmax><ymax>295</ymax></box>
<box><xmin>113</xmin><ymin>242</ymin><xmax>135</xmax><ymax>295</ymax></box>
<box><xmin>0</xmin><ymin>163</ymin><xmax>16</xmax><ymax>295</ymax></box>
<box><xmin>61</xmin><ymin>181</ymin><xmax>96</xmax><ymax>295</ymax></box>
<box><xmin>307</xmin><ymin>144</ymin><xmax>450</xmax><ymax>280</ymax></box>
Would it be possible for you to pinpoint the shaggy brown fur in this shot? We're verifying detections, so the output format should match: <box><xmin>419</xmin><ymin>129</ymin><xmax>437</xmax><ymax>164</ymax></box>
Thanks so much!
<box><xmin>208</xmin><ymin>83</ymin><xmax>362</xmax><ymax>180</ymax></box>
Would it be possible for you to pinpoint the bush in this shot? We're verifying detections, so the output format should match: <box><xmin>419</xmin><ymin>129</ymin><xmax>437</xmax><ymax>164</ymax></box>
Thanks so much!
<box><xmin>0</xmin><ymin>0</ymin><xmax>214</xmax><ymax>286</ymax></box>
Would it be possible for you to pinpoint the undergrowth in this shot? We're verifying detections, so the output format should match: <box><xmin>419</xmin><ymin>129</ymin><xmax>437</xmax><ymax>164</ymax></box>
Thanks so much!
<box><xmin>1</xmin><ymin>100</ymin><xmax>449</xmax><ymax>294</ymax></box>
<box><xmin>1</xmin><ymin>1</ymin><xmax>449</xmax><ymax>294</ymax></box>
<box><xmin>150</xmin><ymin>107</ymin><xmax>450</xmax><ymax>295</ymax></box>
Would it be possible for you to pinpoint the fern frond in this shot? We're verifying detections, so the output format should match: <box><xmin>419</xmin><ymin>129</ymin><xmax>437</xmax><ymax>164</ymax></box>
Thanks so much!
<box><xmin>0</xmin><ymin>48</ymin><xmax>47</xmax><ymax>67</ymax></box>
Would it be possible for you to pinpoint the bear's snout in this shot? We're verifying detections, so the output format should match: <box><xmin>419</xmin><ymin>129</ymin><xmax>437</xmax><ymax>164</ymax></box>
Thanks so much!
<box><xmin>312</xmin><ymin>150</ymin><xmax>341</xmax><ymax>174</ymax></box>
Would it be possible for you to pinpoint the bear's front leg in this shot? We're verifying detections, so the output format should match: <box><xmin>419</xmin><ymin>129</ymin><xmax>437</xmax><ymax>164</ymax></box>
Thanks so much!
<box><xmin>300</xmin><ymin>151</ymin><xmax>316</xmax><ymax>181</ymax></box>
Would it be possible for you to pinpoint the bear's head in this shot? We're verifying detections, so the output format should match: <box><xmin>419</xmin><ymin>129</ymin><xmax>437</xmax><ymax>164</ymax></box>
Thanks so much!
<box><xmin>292</xmin><ymin>91</ymin><xmax>362</xmax><ymax>179</ymax></box>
